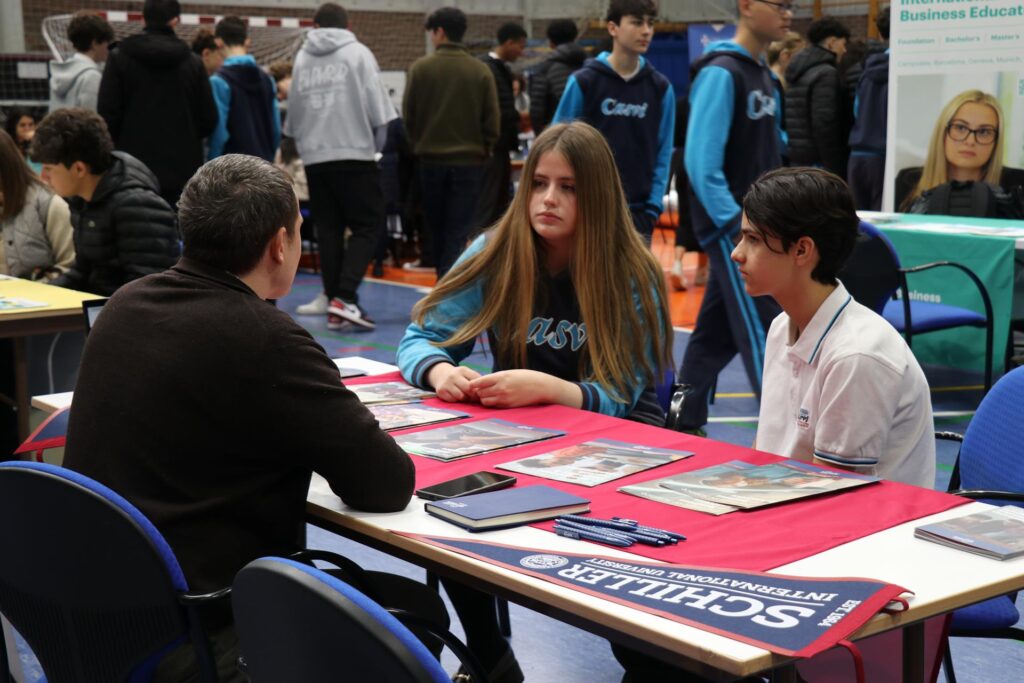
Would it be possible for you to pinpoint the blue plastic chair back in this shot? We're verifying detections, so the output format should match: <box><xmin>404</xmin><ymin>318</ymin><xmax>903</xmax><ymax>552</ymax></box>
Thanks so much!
<box><xmin>232</xmin><ymin>557</ymin><xmax>449</xmax><ymax>683</ymax></box>
<box><xmin>0</xmin><ymin>461</ymin><xmax>194</xmax><ymax>683</ymax></box>
<box><xmin>838</xmin><ymin>221</ymin><xmax>903</xmax><ymax>315</ymax></box>
<box><xmin>958</xmin><ymin>366</ymin><xmax>1024</xmax><ymax>498</ymax></box>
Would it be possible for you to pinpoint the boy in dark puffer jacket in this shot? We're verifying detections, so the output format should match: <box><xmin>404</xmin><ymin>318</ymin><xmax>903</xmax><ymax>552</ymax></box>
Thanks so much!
<box><xmin>31</xmin><ymin>108</ymin><xmax>179</xmax><ymax>296</ymax></box>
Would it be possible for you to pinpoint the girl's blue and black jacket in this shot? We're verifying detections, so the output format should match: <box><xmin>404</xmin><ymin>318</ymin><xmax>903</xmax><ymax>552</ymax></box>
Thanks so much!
<box><xmin>551</xmin><ymin>52</ymin><xmax>675</xmax><ymax>221</ymax></box>
<box><xmin>397</xmin><ymin>235</ymin><xmax>666</xmax><ymax>421</ymax></box>
<box><xmin>685</xmin><ymin>41</ymin><xmax>783</xmax><ymax>247</ymax></box>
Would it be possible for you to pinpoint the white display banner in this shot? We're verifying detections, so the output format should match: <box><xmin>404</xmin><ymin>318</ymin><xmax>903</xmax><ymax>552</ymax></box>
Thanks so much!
<box><xmin>884</xmin><ymin>0</ymin><xmax>1024</xmax><ymax>210</ymax></box>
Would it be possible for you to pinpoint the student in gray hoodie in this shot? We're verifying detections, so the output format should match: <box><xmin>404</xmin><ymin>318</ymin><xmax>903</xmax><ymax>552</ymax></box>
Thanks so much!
<box><xmin>284</xmin><ymin>2</ymin><xmax>396</xmax><ymax>330</ymax></box>
<box><xmin>49</xmin><ymin>11</ymin><xmax>114</xmax><ymax>112</ymax></box>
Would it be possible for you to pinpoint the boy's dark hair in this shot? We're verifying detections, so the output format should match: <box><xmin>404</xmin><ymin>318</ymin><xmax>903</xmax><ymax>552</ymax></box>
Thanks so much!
<box><xmin>142</xmin><ymin>0</ymin><xmax>181</xmax><ymax>28</ymax></box>
<box><xmin>178</xmin><ymin>154</ymin><xmax>298</xmax><ymax>275</ymax></box>
<box><xmin>268</xmin><ymin>61</ymin><xmax>293</xmax><ymax>82</ymax></box>
<box><xmin>313</xmin><ymin>3</ymin><xmax>349</xmax><ymax>29</ymax></box>
<box><xmin>67</xmin><ymin>12</ymin><xmax>114</xmax><ymax>53</ymax></box>
<box><xmin>546</xmin><ymin>19</ymin><xmax>578</xmax><ymax>45</ymax></box>
<box><xmin>742</xmin><ymin>167</ymin><xmax>858</xmax><ymax>285</ymax></box>
<box><xmin>215</xmin><ymin>16</ymin><xmax>247</xmax><ymax>47</ymax></box>
<box><xmin>425</xmin><ymin>7</ymin><xmax>467</xmax><ymax>43</ymax></box>
<box><xmin>807</xmin><ymin>17</ymin><xmax>851</xmax><ymax>45</ymax></box>
<box><xmin>497</xmin><ymin>22</ymin><xmax>527</xmax><ymax>45</ymax></box>
<box><xmin>607</xmin><ymin>0</ymin><xmax>658</xmax><ymax>24</ymax></box>
<box><xmin>30</xmin><ymin>108</ymin><xmax>114</xmax><ymax>175</ymax></box>
<box><xmin>191</xmin><ymin>27</ymin><xmax>217</xmax><ymax>55</ymax></box>
<box><xmin>876</xmin><ymin>7</ymin><xmax>891</xmax><ymax>40</ymax></box>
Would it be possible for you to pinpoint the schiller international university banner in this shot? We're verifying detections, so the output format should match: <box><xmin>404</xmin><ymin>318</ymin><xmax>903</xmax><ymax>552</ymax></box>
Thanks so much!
<box><xmin>409</xmin><ymin>535</ymin><xmax>908</xmax><ymax>659</ymax></box>
<box><xmin>885</xmin><ymin>0</ymin><xmax>1024</xmax><ymax>211</ymax></box>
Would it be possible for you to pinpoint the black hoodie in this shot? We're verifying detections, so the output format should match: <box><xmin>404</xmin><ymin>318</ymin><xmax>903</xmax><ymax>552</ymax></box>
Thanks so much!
<box><xmin>784</xmin><ymin>43</ymin><xmax>850</xmax><ymax>177</ymax></box>
<box><xmin>529</xmin><ymin>43</ymin><xmax>587</xmax><ymax>133</ymax></box>
<box><xmin>57</xmin><ymin>152</ymin><xmax>179</xmax><ymax>296</ymax></box>
<box><xmin>97</xmin><ymin>26</ymin><xmax>218</xmax><ymax>206</ymax></box>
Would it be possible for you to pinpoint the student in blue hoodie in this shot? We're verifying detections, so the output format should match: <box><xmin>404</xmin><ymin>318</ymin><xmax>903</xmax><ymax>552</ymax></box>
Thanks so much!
<box><xmin>671</xmin><ymin>0</ymin><xmax>790</xmax><ymax>437</ymax></box>
<box><xmin>551</xmin><ymin>0</ymin><xmax>674</xmax><ymax>243</ymax></box>
<box><xmin>207</xmin><ymin>16</ymin><xmax>280</xmax><ymax>162</ymax></box>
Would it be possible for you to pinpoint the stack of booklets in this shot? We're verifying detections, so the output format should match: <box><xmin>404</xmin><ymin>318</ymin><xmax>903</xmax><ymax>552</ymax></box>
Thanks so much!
<box><xmin>351</xmin><ymin>381</ymin><xmax>435</xmax><ymax>405</ymax></box>
<box><xmin>620</xmin><ymin>460</ymin><xmax>878</xmax><ymax>515</ymax></box>
<box><xmin>497</xmin><ymin>438</ymin><xmax>693</xmax><ymax>487</ymax></box>
<box><xmin>368</xmin><ymin>402</ymin><xmax>469</xmax><ymax>432</ymax></box>
<box><xmin>425</xmin><ymin>484</ymin><xmax>590</xmax><ymax>531</ymax></box>
<box><xmin>395</xmin><ymin>419</ymin><xmax>564</xmax><ymax>462</ymax></box>
<box><xmin>914</xmin><ymin>506</ymin><xmax>1024</xmax><ymax>560</ymax></box>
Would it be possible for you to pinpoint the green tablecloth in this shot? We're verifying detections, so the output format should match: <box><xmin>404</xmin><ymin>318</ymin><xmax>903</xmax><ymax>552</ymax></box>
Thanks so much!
<box><xmin>870</xmin><ymin>214</ymin><xmax>1022</xmax><ymax>376</ymax></box>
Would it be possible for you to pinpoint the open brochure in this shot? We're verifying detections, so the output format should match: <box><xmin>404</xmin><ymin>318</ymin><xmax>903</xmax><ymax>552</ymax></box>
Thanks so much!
<box><xmin>0</xmin><ymin>297</ymin><xmax>49</xmax><ymax>311</ymax></box>
<box><xmin>620</xmin><ymin>460</ymin><xmax>878</xmax><ymax>515</ymax></box>
<box><xmin>350</xmin><ymin>381</ymin><xmax>435</xmax><ymax>405</ymax></box>
<box><xmin>915</xmin><ymin>506</ymin><xmax>1024</xmax><ymax>560</ymax></box>
<box><xmin>368</xmin><ymin>402</ymin><xmax>469</xmax><ymax>432</ymax></box>
<box><xmin>497</xmin><ymin>438</ymin><xmax>692</xmax><ymax>487</ymax></box>
<box><xmin>394</xmin><ymin>418</ymin><xmax>565</xmax><ymax>462</ymax></box>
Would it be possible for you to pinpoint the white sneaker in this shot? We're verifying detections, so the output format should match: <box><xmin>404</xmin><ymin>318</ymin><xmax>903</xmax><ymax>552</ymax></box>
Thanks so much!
<box><xmin>296</xmin><ymin>292</ymin><xmax>328</xmax><ymax>315</ymax></box>
<box><xmin>328</xmin><ymin>298</ymin><xmax>376</xmax><ymax>330</ymax></box>
<box><xmin>669</xmin><ymin>261</ymin><xmax>687</xmax><ymax>292</ymax></box>
<box><xmin>402</xmin><ymin>260</ymin><xmax>435</xmax><ymax>273</ymax></box>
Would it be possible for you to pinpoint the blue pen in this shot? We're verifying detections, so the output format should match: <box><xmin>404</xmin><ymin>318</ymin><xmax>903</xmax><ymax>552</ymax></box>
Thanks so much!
<box><xmin>556</xmin><ymin>519</ymin><xmax>637</xmax><ymax>544</ymax></box>
<box><xmin>554</xmin><ymin>525</ymin><xmax>633</xmax><ymax>548</ymax></box>
<box><xmin>559</xmin><ymin>514</ymin><xmax>639</xmax><ymax>532</ymax></box>
<box><xmin>612</xmin><ymin>517</ymin><xmax>686</xmax><ymax>541</ymax></box>
<box><xmin>617</xmin><ymin>530</ymin><xmax>668</xmax><ymax>547</ymax></box>
<box><xmin>631</xmin><ymin>525</ymin><xmax>683</xmax><ymax>543</ymax></box>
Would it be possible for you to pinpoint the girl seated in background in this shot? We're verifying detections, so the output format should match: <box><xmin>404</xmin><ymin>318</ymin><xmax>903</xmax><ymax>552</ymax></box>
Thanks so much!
<box><xmin>0</xmin><ymin>130</ymin><xmax>74</xmax><ymax>280</ymax></box>
<box><xmin>396</xmin><ymin>121</ymin><xmax>673</xmax><ymax>683</ymax></box>
<box><xmin>896</xmin><ymin>89</ymin><xmax>1024</xmax><ymax>216</ymax></box>
<box><xmin>4</xmin><ymin>108</ymin><xmax>42</xmax><ymax>175</ymax></box>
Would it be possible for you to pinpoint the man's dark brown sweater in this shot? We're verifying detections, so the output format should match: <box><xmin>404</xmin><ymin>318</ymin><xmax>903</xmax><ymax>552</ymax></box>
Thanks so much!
<box><xmin>63</xmin><ymin>258</ymin><xmax>415</xmax><ymax>593</ymax></box>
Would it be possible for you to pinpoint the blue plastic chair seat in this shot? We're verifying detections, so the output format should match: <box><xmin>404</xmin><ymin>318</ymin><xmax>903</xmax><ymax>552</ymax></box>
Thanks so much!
<box><xmin>951</xmin><ymin>595</ymin><xmax>1020</xmax><ymax>631</ymax></box>
<box><xmin>882</xmin><ymin>300</ymin><xmax>987</xmax><ymax>333</ymax></box>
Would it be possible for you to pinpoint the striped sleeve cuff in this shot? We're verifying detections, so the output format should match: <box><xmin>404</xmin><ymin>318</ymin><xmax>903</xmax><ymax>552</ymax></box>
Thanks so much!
<box><xmin>576</xmin><ymin>382</ymin><xmax>601</xmax><ymax>413</ymax></box>
<box><xmin>411</xmin><ymin>355</ymin><xmax>452</xmax><ymax>389</ymax></box>
<box><xmin>813</xmin><ymin>450</ymin><xmax>879</xmax><ymax>468</ymax></box>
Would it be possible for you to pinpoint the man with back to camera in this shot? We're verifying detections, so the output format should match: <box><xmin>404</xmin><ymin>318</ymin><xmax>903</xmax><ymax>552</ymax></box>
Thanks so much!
<box><xmin>475</xmin><ymin>22</ymin><xmax>527</xmax><ymax>229</ymax></box>
<box><xmin>784</xmin><ymin>16</ymin><xmax>852</xmax><ymax>178</ymax></box>
<box><xmin>529</xmin><ymin>19</ymin><xmax>586</xmax><ymax>134</ymax></box>
<box><xmin>49</xmin><ymin>11</ymin><xmax>114</xmax><ymax>112</ymax></box>
<box><xmin>31</xmin><ymin>108</ymin><xmax>178</xmax><ymax>296</ymax></box>
<box><xmin>551</xmin><ymin>0</ymin><xmax>675</xmax><ymax>243</ymax></box>
<box><xmin>207</xmin><ymin>15</ymin><xmax>281</xmax><ymax>162</ymax></box>
<box><xmin>62</xmin><ymin>154</ymin><xmax>447</xmax><ymax>681</ymax></box>
<box><xmin>671</xmin><ymin>0</ymin><xmax>788</xmax><ymax>438</ymax></box>
<box><xmin>285</xmin><ymin>2</ymin><xmax>397</xmax><ymax>329</ymax></box>
<box><xmin>403</xmin><ymin>6</ymin><xmax>500</xmax><ymax>277</ymax></box>
<box><xmin>98</xmin><ymin>0</ymin><xmax>218</xmax><ymax>208</ymax></box>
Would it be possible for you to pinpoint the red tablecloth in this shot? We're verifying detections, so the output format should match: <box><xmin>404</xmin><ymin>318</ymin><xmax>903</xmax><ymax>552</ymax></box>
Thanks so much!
<box><xmin>348</xmin><ymin>372</ymin><xmax>968</xmax><ymax>572</ymax></box>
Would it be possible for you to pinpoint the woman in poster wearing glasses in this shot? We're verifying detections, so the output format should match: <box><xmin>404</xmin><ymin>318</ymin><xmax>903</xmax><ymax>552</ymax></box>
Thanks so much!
<box><xmin>895</xmin><ymin>89</ymin><xmax>1024</xmax><ymax>216</ymax></box>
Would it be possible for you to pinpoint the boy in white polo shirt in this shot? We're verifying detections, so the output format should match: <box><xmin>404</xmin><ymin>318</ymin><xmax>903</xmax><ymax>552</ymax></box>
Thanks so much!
<box><xmin>734</xmin><ymin>167</ymin><xmax>935</xmax><ymax>488</ymax></box>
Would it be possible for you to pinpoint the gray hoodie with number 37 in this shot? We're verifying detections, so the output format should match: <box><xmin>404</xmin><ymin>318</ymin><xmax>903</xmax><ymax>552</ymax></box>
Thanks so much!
<box><xmin>283</xmin><ymin>28</ymin><xmax>396</xmax><ymax>166</ymax></box>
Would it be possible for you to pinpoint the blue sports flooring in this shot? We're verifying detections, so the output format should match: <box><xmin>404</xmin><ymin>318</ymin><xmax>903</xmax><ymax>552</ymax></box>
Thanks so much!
<box><xmin>11</xmin><ymin>273</ymin><xmax>1023</xmax><ymax>682</ymax></box>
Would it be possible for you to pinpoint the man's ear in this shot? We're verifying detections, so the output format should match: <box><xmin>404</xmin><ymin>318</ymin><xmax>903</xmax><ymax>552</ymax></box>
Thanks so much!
<box><xmin>793</xmin><ymin>236</ymin><xmax>817</xmax><ymax>264</ymax></box>
<box><xmin>69</xmin><ymin>160</ymin><xmax>90</xmax><ymax>178</ymax></box>
<box><xmin>269</xmin><ymin>226</ymin><xmax>288</xmax><ymax>264</ymax></box>
<box><xmin>244</xmin><ymin>37</ymin><xmax>253</xmax><ymax>50</ymax></box>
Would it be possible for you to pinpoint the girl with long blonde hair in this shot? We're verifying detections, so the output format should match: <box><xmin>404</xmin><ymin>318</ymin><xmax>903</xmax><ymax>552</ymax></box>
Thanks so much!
<box><xmin>898</xmin><ymin>90</ymin><xmax>1007</xmax><ymax>210</ymax></box>
<box><xmin>396</xmin><ymin>121</ymin><xmax>674</xmax><ymax>682</ymax></box>
<box><xmin>398</xmin><ymin>121</ymin><xmax>673</xmax><ymax>424</ymax></box>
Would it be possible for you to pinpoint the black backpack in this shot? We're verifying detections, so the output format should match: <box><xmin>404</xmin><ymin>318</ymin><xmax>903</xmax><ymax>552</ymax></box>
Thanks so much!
<box><xmin>908</xmin><ymin>180</ymin><xmax>1024</xmax><ymax>220</ymax></box>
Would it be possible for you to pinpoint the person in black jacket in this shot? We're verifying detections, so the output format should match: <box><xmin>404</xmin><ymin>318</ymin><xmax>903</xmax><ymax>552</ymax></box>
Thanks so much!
<box><xmin>475</xmin><ymin>22</ymin><xmax>527</xmax><ymax>230</ymax></box>
<box><xmin>528</xmin><ymin>19</ymin><xmax>587</xmax><ymax>134</ymax></box>
<box><xmin>97</xmin><ymin>0</ymin><xmax>218</xmax><ymax>208</ymax></box>
<box><xmin>32</xmin><ymin>108</ymin><xmax>179</xmax><ymax>296</ymax></box>
<box><xmin>62</xmin><ymin>154</ymin><xmax>448</xmax><ymax>682</ymax></box>
<box><xmin>784</xmin><ymin>16</ymin><xmax>851</xmax><ymax>177</ymax></box>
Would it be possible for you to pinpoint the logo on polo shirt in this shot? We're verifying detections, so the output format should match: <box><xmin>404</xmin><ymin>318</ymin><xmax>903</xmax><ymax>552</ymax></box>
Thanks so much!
<box><xmin>600</xmin><ymin>97</ymin><xmax>649</xmax><ymax>119</ymax></box>
<box><xmin>797</xmin><ymin>407</ymin><xmax>810</xmax><ymax>429</ymax></box>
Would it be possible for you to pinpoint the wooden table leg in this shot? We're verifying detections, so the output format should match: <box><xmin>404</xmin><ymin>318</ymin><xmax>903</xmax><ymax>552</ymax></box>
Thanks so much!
<box><xmin>903</xmin><ymin>621</ymin><xmax>925</xmax><ymax>683</ymax></box>
<box><xmin>12</xmin><ymin>338</ymin><xmax>29</xmax><ymax>443</ymax></box>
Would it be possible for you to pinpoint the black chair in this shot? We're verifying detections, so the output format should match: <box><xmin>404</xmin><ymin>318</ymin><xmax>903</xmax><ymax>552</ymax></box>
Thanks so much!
<box><xmin>0</xmin><ymin>461</ymin><xmax>228</xmax><ymax>682</ymax></box>
<box><xmin>840</xmin><ymin>221</ymin><xmax>995</xmax><ymax>393</ymax></box>
<box><xmin>934</xmin><ymin>366</ymin><xmax>1024</xmax><ymax>682</ymax></box>
<box><xmin>232</xmin><ymin>557</ymin><xmax>487</xmax><ymax>682</ymax></box>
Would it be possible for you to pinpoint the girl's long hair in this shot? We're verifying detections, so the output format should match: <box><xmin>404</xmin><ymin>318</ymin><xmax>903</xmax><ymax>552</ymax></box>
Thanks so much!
<box><xmin>412</xmin><ymin>122</ymin><xmax>673</xmax><ymax>404</ymax></box>
<box><xmin>903</xmin><ymin>90</ymin><xmax>1005</xmax><ymax>210</ymax></box>
<box><xmin>0</xmin><ymin>130</ymin><xmax>41</xmax><ymax>222</ymax></box>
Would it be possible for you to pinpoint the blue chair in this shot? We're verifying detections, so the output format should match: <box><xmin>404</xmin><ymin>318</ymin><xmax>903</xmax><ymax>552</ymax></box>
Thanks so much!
<box><xmin>232</xmin><ymin>557</ymin><xmax>487</xmax><ymax>682</ymax></box>
<box><xmin>841</xmin><ymin>221</ymin><xmax>994</xmax><ymax>392</ymax></box>
<box><xmin>0</xmin><ymin>461</ymin><xmax>227</xmax><ymax>683</ymax></box>
<box><xmin>935</xmin><ymin>366</ymin><xmax>1024</xmax><ymax>682</ymax></box>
